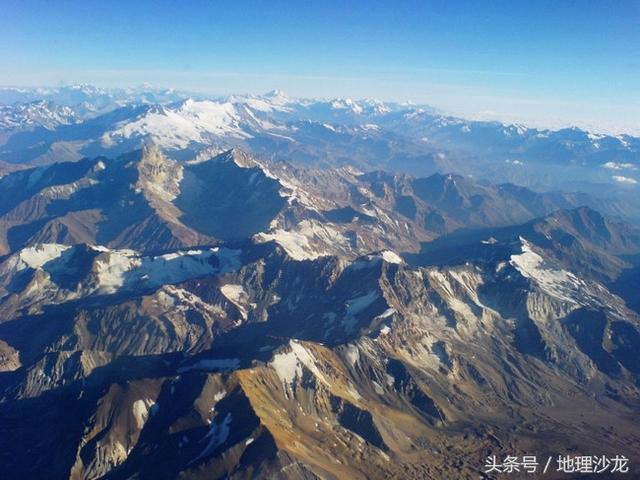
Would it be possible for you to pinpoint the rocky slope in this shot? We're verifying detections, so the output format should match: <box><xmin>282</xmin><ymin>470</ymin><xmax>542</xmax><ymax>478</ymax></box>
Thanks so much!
<box><xmin>1</xmin><ymin>234</ymin><xmax>640</xmax><ymax>478</ymax></box>
<box><xmin>0</xmin><ymin>147</ymin><xmax>616</xmax><ymax>260</ymax></box>
<box><xmin>1</xmin><ymin>149</ymin><xmax>640</xmax><ymax>478</ymax></box>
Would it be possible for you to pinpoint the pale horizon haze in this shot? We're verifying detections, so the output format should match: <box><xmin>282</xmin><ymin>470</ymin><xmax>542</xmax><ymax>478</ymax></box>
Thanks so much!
<box><xmin>1</xmin><ymin>0</ymin><xmax>638</xmax><ymax>134</ymax></box>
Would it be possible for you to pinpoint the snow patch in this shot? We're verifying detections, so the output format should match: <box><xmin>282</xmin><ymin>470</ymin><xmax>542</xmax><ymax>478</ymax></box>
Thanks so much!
<box><xmin>254</xmin><ymin>230</ymin><xmax>319</xmax><ymax>260</ymax></box>
<box><xmin>270</xmin><ymin>340</ymin><xmax>327</xmax><ymax>389</ymax></box>
<box><xmin>220</xmin><ymin>284</ymin><xmax>251</xmax><ymax>319</ymax></box>
<box><xmin>16</xmin><ymin>244</ymin><xmax>71</xmax><ymax>270</ymax></box>
<box><xmin>346</xmin><ymin>291</ymin><xmax>379</xmax><ymax>316</ymax></box>
<box><xmin>178</xmin><ymin>358</ymin><xmax>240</xmax><ymax>373</ymax></box>
<box><xmin>509</xmin><ymin>237</ymin><xmax>583</xmax><ymax>303</ymax></box>
<box><xmin>132</xmin><ymin>398</ymin><xmax>155</xmax><ymax>429</ymax></box>
<box><xmin>254</xmin><ymin>220</ymin><xmax>346</xmax><ymax>261</ymax></box>
<box><xmin>343</xmin><ymin>291</ymin><xmax>380</xmax><ymax>334</ymax></box>
<box><xmin>191</xmin><ymin>413</ymin><xmax>232</xmax><ymax>464</ymax></box>
<box><xmin>271</xmin><ymin>349</ymin><xmax>299</xmax><ymax>387</ymax></box>
<box><xmin>375</xmin><ymin>308</ymin><xmax>396</xmax><ymax>337</ymax></box>
<box><xmin>91</xmin><ymin>246</ymin><xmax>242</xmax><ymax>294</ymax></box>
<box><xmin>379</xmin><ymin>325</ymin><xmax>391</xmax><ymax>335</ymax></box>
<box><xmin>344</xmin><ymin>344</ymin><xmax>360</xmax><ymax>367</ymax></box>
<box><xmin>376</xmin><ymin>308</ymin><xmax>396</xmax><ymax>319</ymax></box>
<box><xmin>381</xmin><ymin>250</ymin><xmax>403</xmax><ymax>264</ymax></box>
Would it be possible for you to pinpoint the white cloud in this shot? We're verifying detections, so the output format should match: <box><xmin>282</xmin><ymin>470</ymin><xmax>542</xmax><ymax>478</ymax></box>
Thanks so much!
<box><xmin>612</xmin><ymin>175</ymin><xmax>638</xmax><ymax>185</ymax></box>
<box><xmin>602</xmin><ymin>161</ymin><xmax>637</xmax><ymax>170</ymax></box>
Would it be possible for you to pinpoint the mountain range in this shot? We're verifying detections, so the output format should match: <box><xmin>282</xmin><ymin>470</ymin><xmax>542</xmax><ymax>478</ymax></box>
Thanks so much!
<box><xmin>0</xmin><ymin>87</ymin><xmax>639</xmax><ymax>479</ymax></box>
<box><xmin>1</xmin><ymin>87</ymin><xmax>638</xmax><ymax>198</ymax></box>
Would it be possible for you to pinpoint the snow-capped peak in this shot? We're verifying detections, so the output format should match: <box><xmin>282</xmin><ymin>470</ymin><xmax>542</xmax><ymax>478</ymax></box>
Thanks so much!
<box><xmin>263</xmin><ymin>89</ymin><xmax>289</xmax><ymax>102</ymax></box>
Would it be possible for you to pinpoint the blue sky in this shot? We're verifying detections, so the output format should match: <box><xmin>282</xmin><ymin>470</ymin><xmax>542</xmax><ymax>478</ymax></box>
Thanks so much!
<box><xmin>1</xmin><ymin>0</ymin><xmax>638</xmax><ymax>132</ymax></box>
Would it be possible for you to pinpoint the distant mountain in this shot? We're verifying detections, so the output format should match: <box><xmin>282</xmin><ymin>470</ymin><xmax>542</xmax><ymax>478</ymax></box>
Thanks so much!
<box><xmin>1</xmin><ymin>87</ymin><xmax>637</xmax><ymax>199</ymax></box>
<box><xmin>0</xmin><ymin>84</ymin><xmax>193</xmax><ymax>117</ymax></box>
<box><xmin>0</xmin><ymin>100</ymin><xmax>78</xmax><ymax>132</ymax></box>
